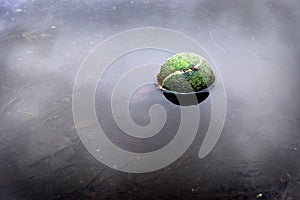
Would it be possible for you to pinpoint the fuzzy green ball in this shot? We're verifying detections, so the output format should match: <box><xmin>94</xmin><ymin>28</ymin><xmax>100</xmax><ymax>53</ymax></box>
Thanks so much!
<box><xmin>157</xmin><ymin>52</ymin><xmax>216</xmax><ymax>93</ymax></box>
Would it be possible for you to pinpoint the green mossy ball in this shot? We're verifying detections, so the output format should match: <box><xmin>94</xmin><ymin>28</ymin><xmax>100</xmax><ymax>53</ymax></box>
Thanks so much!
<box><xmin>157</xmin><ymin>52</ymin><xmax>216</xmax><ymax>93</ymax></box>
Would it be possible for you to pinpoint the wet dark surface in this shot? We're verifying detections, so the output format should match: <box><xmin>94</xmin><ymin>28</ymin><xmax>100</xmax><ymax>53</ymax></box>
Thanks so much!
<box><xmin>0</xmin><ymin>0</ymin><xmax>300</xmax><ymax>199</ymax></box>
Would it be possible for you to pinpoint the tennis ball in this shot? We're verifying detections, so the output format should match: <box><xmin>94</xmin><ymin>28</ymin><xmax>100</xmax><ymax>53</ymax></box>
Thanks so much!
<box><xmin>157</xmin><ymin>52</ymin><xmax>216</xmax><ymax>93</ymax></box>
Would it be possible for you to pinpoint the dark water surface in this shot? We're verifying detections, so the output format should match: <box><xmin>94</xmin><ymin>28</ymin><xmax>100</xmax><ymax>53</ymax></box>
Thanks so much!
<box><xmin>0</xmin><ymin>0</ymin><xmax>300</xmax><ymax>199</ymax></box>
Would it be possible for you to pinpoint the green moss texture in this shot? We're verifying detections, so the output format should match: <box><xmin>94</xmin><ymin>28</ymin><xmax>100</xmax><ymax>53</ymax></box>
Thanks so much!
<box><xmin>157</xmin><ymin>52</ymin><xmax>216</xmax><ymax>93</ymax></box>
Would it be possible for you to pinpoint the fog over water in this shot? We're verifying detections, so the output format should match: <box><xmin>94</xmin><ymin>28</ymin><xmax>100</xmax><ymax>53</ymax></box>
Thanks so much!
<box><xmin>0</xmin><ymin>0</ymin><xmax>299</xmax><ymax>199</ymax></box>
